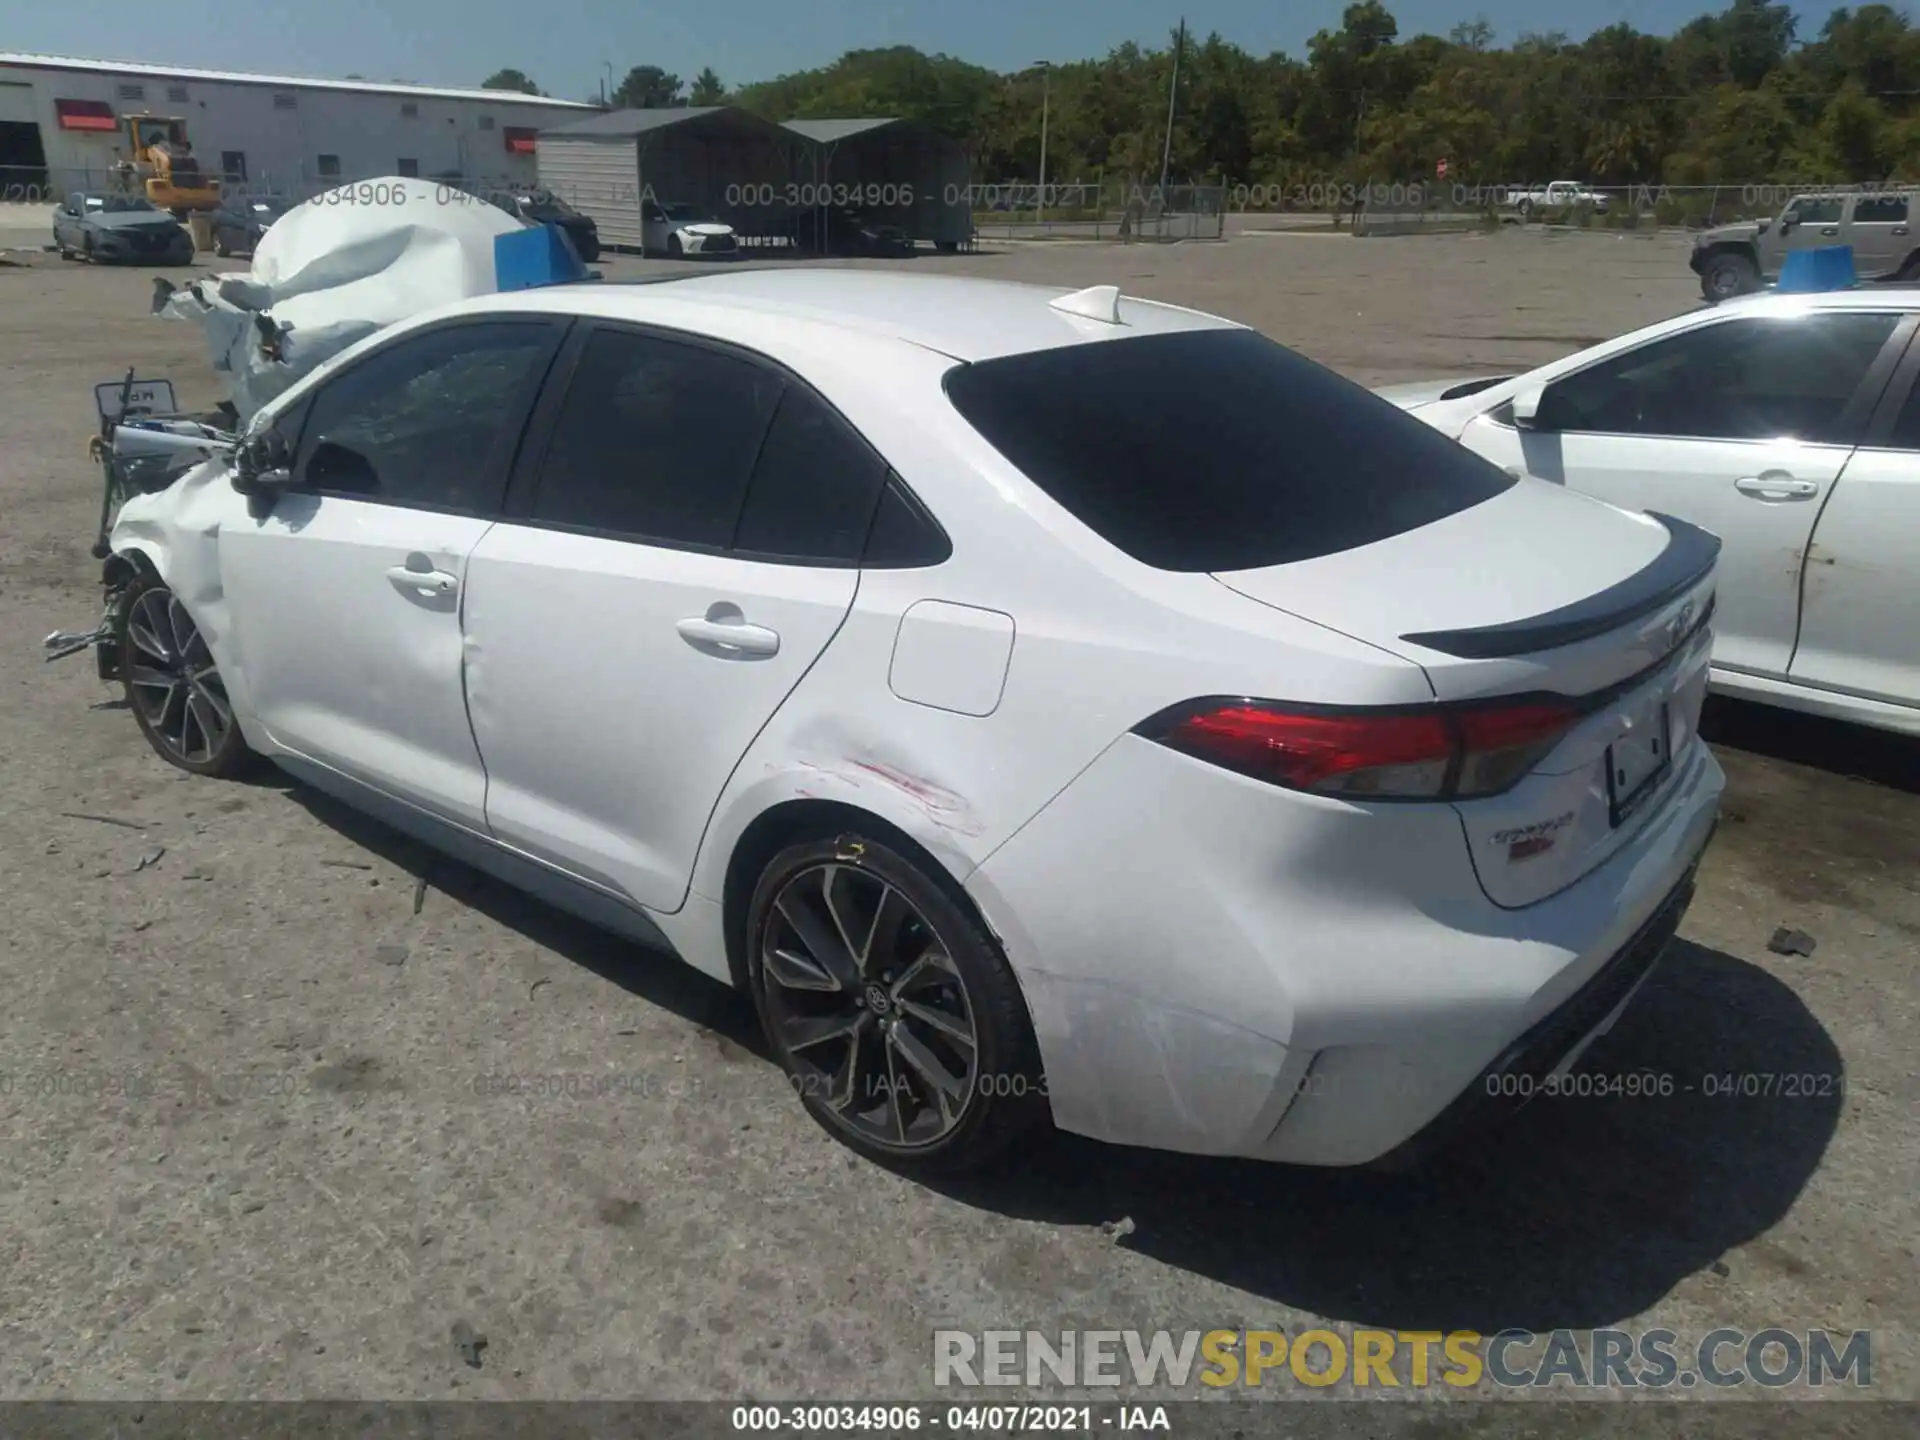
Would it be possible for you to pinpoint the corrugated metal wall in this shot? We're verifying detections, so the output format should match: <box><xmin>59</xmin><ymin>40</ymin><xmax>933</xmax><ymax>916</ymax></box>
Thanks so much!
<box><xmin>536</xmin><ymin>136</ymin><xmax>642</xmax><ymax>249</ymax></box>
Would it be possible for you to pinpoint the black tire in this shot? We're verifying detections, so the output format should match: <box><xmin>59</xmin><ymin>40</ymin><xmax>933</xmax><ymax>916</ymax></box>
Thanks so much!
<box><xmin>118</xmin><ymin>573</ymin><xmax>254</xmax><ymax>779</ymax></box>
<box><xmin>1895</xmin><ymin>254</ymin><xmax>1920</xmax><ymax>283</ymax></box>
<box><xmin>82</xmin><ymin>233</ymin><xmax>94</xmax><ymax>263</ymax></box>
<box><xmin>1515</xmin><ymin>198</ymin><xmax>1533</xmax><ymax>220</ymax></box>
<box><xmin>1700</xmin><ymin>249</ymin><xmax>1759</xmax><ymax>303</ymax></box>
<box><xmin>935</xmin><ymin>240</ymin><xmax>959</xmax><ymax>254</ymax></box>
<box><xmin>214</xmin><ymin>234</ymin><xmax>230</xmax><ymax>258</ymax></box>
<box><xmin>746</xmin><ymin>831</ymin><xmax>1047</xmax><ymax>1174</ymax></box>
<box><xmin>667</xmin><ymin>233</ymin><xmax>684</xmax><ymax>258</ymax></box>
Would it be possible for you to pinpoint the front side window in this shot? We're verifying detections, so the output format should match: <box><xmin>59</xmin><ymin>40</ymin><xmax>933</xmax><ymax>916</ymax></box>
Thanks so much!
<box><xmin>295</xmin><ymin>321</ymin><xmax>558</xmax><ymax>512</ymax></box>
<box><xmin>530</xmin><ymin>329</ymin><xmax>782</xmax><ymax>546</ymax></box>
<box><xmin>1786</xmin><ymin>195</ymin><xmax>1845</xmax><ymax>226</ymax></box>
<box><xmin>1535</xmin><ymin>313</ymin><xmax>1901</xmax><ymax>443</ymax></box>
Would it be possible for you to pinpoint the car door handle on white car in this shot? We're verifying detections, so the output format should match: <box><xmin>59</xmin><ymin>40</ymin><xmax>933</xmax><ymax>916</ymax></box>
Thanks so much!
<box><xmin>677</xmin><ymin>613</ymin><xmax>781</xmax><ymax>658</ymax></box>
<box><xmin>385</xmin><ymin>564</ymin><xmax>459</xmax><ymax>596</ymax></box>
<box><xmin>1734</xmin><ymin>473</ymin><xmax>1820</xmax><ymax>502</ymax></box>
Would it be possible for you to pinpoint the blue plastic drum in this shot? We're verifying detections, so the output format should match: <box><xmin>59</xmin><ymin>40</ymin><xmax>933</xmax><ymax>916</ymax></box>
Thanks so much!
<box><xmin>1776</xmin><ymin>245</ymin><xmax>1857</xmax><ymax>293</ymax></box>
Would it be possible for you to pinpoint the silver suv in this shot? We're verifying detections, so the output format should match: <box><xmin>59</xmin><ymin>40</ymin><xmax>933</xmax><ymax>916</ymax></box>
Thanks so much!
<box><xmin>1691</xmin><ymin>190</ymin><xmax>1918</xmax><ymax>302</ymax></box>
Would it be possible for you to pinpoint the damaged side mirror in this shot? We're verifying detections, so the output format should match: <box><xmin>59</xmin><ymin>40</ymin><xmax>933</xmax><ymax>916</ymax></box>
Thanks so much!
<box><xmin>230</xmin><ymin>425</ymin><xmax>294</xmax><ymax>498</ymax></box>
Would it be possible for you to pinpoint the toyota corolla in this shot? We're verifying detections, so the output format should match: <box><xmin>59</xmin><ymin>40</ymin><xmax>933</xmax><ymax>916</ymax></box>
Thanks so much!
<box><xmin>71</xmin><ymin>270</ymin><xmax>1723</xmax><ymax>1173</ymax></box>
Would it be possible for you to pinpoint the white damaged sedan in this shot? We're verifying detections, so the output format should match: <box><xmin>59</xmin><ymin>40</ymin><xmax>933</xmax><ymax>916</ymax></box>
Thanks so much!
<box><xmin>65</xmin><ymin>270</ymin><xmax>1723</xmax><ymax>1174</ymax></box>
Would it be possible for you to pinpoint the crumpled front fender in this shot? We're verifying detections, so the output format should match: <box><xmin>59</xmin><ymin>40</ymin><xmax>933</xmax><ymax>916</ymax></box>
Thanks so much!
<box><xmin>110</xmin><ymin>458</ymin><xmax>260</xmax><ymax>739</ymax></box>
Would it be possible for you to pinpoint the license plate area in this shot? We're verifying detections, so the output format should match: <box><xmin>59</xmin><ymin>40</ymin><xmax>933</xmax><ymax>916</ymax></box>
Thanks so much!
<box><xmin>1607</xmin><ymin>699</ymin><xmax>1672</xmax><ymax>828</ymax></box>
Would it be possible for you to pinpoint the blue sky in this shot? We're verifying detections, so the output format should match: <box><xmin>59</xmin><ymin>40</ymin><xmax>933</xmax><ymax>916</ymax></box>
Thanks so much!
<box><xmin>1</xmin><ymin>1</ymin><xmax>1867</xmax><ymax>100</ymax></box>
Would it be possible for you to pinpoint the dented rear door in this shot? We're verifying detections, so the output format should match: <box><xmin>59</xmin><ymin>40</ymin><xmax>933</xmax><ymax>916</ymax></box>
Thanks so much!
<box><xmin>461</xmin><ymin>322</ymin><xmax>871</xmax><ymax>915</ymax></box>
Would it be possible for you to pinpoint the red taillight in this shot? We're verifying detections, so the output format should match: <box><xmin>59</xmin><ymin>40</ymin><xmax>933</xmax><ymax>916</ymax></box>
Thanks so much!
<box><xmin>1142</xmin><ymin>698</ymin><xmax>1581</xmax><ymax>801</ymax></box>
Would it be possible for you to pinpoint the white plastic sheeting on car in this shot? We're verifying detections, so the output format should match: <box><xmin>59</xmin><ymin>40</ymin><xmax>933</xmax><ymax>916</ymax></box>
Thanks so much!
<box><xmin>153</xmin><ymin>177</ymin><xmax>523</xmax><ymax>422</ymax></box>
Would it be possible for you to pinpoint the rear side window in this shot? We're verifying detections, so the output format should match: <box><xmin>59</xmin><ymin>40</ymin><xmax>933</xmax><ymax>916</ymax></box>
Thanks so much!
<box><xmin>1852</xmin><ymin>195</ymin><xmax>1909</xmax><ymax>225</ymax></box>
<box><xmin>531</xmin><ymin>328</ymin><xmax>782</xmax><ymax>546</ymax></box>
<box><xmin>941</xmin><ymin>328</ymin><xmax>1517</xmax><ymax>572</ymax></box>
<box><xmin>732</xmin><ymin>385</ymin><xmax>888</xmax><ymax>562</ymax></box>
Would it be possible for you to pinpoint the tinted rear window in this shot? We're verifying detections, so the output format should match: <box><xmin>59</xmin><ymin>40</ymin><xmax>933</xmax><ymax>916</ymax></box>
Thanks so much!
<box><xmin>942</xmin><ymin>328</ymin><xmax>1518</xmax><ymax>572</ymax></box>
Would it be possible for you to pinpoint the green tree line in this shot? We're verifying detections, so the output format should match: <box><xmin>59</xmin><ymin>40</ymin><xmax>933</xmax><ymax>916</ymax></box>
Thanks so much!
<box><xmin>487</xmin><ymin>1</ymin><xmax>1920</xmax><ymax>188</ymax></box>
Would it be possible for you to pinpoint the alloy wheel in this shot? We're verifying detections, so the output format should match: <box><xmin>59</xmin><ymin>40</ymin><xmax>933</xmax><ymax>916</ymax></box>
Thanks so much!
<box><xmin>760</xmin><ymin>862</ymin><xmax>980</xmax><ymax>1150</ymax></box>
<box><xmin>126</xmin><ymin>588</ymin><xmax>233</xmax><ymax>765</ymax></box>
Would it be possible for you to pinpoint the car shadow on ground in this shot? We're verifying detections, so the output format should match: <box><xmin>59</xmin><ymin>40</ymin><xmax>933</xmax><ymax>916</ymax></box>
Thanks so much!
<box><xmin>283</xmin><ymin>786</ymin><xmax>1841</xmax><ymax>1336</ymax></box>
<box><xmin>1702</xmin><ymin>695</ymin><xmax>1918</xmax><ymax>794</ymax></box>
<box><xmin>282</xmin><ymin>782</ymin><xmax>761</xmax><ymax>1042</ymax></box>
<box><xmin>929</xmin><ymin>938</ymin><xmax>1843</xmax><ymax>1334</ymax></box>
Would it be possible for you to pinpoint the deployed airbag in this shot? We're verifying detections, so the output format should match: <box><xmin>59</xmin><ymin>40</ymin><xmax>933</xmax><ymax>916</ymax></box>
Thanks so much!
<box><xmin>154</xmin><ymin>177</ymin><xmax>524</xmax><ymax>421</ymax></box>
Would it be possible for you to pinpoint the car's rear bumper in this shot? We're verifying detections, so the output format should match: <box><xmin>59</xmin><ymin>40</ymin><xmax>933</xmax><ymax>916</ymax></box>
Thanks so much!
<box><xmin>1369</xmin><ymin>855</ymin><xmax>1700</xmax><ymax>1170</ymax></box>
<box><xmin>966</xmin><ymin>731</ymin><xmax>1723</xmax><ymax>1165</ymax></box>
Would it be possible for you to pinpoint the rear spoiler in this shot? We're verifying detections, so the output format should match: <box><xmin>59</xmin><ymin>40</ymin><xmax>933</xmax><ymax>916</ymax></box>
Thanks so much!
<box><xmin>1401</xmin><ymin>513</ymin><xmax>1720</xmax><ymax>659</ymax></box>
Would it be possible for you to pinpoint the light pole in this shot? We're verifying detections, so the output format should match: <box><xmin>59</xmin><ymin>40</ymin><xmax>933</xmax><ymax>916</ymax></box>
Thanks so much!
<box><xmin>602</xmin><ymin>61</ymin><xmax>614</xmax><ymax>107</ymax></box>
<box><xmin>1034</xmin><ymin>61</ymin><xmax>1050</xmax><ymax>226</ymax></box>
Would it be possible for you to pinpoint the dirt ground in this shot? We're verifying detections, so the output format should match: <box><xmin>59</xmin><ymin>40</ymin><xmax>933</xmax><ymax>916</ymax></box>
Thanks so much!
<box><xmin>0</xmin><ymin>228</ymin><xmax>1915</xmax><ymax>1418</ymax></box>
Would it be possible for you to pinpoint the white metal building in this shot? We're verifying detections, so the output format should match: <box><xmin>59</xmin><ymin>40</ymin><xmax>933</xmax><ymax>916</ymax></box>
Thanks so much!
<box><xmin>0</xmin><ymin>52</ymin><xmax>595</xmax><ymax>201</ymax></box>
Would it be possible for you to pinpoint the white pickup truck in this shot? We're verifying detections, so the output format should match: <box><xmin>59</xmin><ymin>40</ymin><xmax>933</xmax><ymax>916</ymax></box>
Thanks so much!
<box><xmin>1511</xmin><ymin>181</ymin><xmax>1610</xmax><ymax>216</ymax></box>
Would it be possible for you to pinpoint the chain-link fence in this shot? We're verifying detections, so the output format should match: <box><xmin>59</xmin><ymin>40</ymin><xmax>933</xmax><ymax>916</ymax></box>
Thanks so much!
<box><xmin>1221</xmin><ymin>179</ymin><xmax>1887</xmax><ymax>235</ymax></box>
<box><xmin>965</xmin><ymin>182</ymin><xmax>1225</xmax><ymax>242</ymax></box>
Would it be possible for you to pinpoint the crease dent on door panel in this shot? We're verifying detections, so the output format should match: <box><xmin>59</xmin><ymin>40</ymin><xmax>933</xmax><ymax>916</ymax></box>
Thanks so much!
<box><xmin>455</xmin><ymin>519</ymin><xmax>503</xmax><ymax>835</ymax></box>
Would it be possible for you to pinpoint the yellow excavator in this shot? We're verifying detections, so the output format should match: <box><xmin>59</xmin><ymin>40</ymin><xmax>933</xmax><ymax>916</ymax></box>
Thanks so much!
<box><xmin>112</xmin><ymin>114</ymin><xmax>221</xmax><ymax>214</ymax></box>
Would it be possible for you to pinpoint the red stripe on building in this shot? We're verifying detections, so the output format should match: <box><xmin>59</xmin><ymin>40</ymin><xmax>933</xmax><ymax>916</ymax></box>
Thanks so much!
<box><xmin>55</xmin><ymin>98</ymin><xmax>119</xmax><ymax>131</ymax></box>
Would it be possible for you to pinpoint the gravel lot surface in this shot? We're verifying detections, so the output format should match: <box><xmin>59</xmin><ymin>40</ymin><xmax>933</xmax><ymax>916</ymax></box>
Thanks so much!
<box><xmin>0</xmin><ymin>228</ymin><xmax>1913</xmax><ymax>1421</ymax></box>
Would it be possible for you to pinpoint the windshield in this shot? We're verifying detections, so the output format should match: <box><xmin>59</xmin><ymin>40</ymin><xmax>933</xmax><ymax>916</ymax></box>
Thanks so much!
<box><xmin>87</xmin><ymin>195</ymin><xmax>158</xmax><ymax>213</ymax></box>
<box><xmin>943</xmin><ymin>328</ymin><xmax>1518</xmax><ymax>572</ymax></box>
<box><xmin>662</xmin><ymin>203</ymin><xmax>699</xmax><ymax>221</ymax></box>
<box><xmin>249</xmin><ymin>199</ymin><xmax>291</xmax><ymax>217</ymax></box>
<box><xmin>522</xmin><ymin>198</ymin><xmax>578</xmax><ymax>222</ymax></box>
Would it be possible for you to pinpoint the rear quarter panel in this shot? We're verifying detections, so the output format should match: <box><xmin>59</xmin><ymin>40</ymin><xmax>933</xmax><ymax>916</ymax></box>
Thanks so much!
<box><xmin>682</xmin><ymin>340</ymin><xmax>1436</xmax><ymax>909</ymax></box>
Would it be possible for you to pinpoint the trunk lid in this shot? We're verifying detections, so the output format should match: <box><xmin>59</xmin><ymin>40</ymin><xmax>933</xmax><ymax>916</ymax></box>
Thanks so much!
<box><xmin>1214</xmin><ymin>479</ymin><xmax>1719</xmax><ymax>907</ymax></box>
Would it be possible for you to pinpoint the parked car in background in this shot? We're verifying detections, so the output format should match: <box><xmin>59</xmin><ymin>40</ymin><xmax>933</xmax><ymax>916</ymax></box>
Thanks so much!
<box><xmin>641</xmin><ymin>200</ymin><xmax>737</xmax><ymax>258</ymax></box>
<box><xmin>209</xmin><ymin>194</ymin><xmax>295</xmax><ymax>258</ymax></box>
<box><xmin>496</xmin><ymin>189</ymin><xmax>600</xmax><ymax>263</ymax></box>
<box><xmin>1691</xmin><ymin>189</ymin><xmax>1920</xmax><ymax>302</ymax></box>
<box><xmin>90</xmin><ymin>270</ymin><xmax>1720</xmax><ymax>1174</ymax></box>
<box><xmin>1378</xmin><ymin>289</ymin><xmax>1920</xmax><ymax>735</ymax></box>
<box><xmin>796</xmin><ymin>205</ymin><xmax>914</xmax><ymax>256</ymax></box>
<box><xmin>1511</xmin><ymin>181</ymin><xmax>1610</xmax><ymax>218</ymax></box>
<box><xmin>53</xmin><ymin>192</ymin><xmax>194</xmax><ymax>265</ymax></box>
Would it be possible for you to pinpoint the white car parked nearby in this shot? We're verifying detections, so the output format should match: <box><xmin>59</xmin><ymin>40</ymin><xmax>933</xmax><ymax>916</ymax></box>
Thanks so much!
<box><xmin>642</xmin><ymin>200</ymin><xmax>738</xmax><ymax>258</ymax></box>
<box><xmin>81</xmin><ymin>270</ymin><xmax>1723</xmax><ymax>1174</ymax></box>
<box><xmin>1378</xmin><ymin>289</ymin><xmax>1920</xmax><ymax>737</ymax></box>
